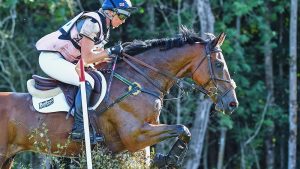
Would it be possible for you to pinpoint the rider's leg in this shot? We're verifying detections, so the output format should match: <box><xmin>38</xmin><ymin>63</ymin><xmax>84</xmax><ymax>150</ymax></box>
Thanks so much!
<box><xmin>39</xmin><ymin>52</ymin><xmax>95</xmax><ymax>141</ymax></box>
<box><xmin>39</xmin><ymin>52</ymin><xmax>95</xmax><ymax>87</ymax></box>
<box><xmin>71</xmin><ymin>81</ymin><xmax>93</xmax><ymax>141</ymax></box>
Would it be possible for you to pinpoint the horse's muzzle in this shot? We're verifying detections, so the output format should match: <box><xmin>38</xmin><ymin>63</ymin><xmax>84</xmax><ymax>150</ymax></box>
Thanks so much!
<box><xmin>215</xmin><ymin>89</ymin><xmax>238</xmax><ymax>114</ymax></box>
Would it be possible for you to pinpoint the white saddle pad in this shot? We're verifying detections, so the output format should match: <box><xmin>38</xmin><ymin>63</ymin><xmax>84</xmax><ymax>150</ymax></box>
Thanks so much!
<box><xmin>28</xmin><ymin>71</ymin><xmax>107</xmax><ymax>113</ymax></box>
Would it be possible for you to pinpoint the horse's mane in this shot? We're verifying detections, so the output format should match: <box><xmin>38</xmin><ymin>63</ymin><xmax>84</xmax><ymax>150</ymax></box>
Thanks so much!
<box><xmin>123</xmin><ymin>26</ymin><xmax>207</xmax><ymax>56</ymax></box>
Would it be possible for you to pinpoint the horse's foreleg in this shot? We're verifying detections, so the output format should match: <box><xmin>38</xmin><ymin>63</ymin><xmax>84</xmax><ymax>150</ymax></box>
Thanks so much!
<box><xmin>119</xmin><ymin>123</ymin><xmax>190</xmax><ymax>150</ymax></box>
<box><xmin>119</xmin><ymin>123</ymin><xmax>191</xmax><ymax>168</ymax></box>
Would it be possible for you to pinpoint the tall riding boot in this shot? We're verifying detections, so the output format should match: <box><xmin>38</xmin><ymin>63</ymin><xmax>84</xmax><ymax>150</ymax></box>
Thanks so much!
<box><xmin>71</xmin><ymin>81</ymin><xmax>93</xmax><ymax>141</ymax></box>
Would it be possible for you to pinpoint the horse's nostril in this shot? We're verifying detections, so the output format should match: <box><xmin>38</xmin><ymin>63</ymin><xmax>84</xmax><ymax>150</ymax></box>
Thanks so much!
<box><xmin>229</xmin><ymin>102</ymin><xmax>237</xmax><ymax>108</ymax></box>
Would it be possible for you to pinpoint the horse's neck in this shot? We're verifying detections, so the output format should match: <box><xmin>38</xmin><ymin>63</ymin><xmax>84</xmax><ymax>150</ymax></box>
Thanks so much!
<box><xmin>134</xmin><ymin>45</ymin><xmax>197</xmax><ymax>92</ymax></box>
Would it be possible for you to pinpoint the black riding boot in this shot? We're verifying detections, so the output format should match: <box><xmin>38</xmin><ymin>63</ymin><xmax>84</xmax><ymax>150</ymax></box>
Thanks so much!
<box><xmin>71</xmin><ymin>81</ymin><xmax>93</xmax><ymax>141</ymax></box>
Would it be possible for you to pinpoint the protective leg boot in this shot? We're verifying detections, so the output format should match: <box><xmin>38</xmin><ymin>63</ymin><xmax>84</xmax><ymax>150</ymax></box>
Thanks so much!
<box><xmin>71</xmin><ymin>81</ymin><xmax>93</xmax><ymax>141</ymax></box>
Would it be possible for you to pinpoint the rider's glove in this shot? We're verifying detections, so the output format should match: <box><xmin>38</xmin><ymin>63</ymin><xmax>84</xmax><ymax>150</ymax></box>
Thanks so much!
<box><xmin>106</xmin><ymin>44</ymin><xmax>123</xmax><ymax>57</ymax></box>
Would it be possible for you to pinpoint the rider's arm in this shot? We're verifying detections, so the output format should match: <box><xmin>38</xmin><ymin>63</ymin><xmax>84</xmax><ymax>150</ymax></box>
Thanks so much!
<box><xmin>77</xmin><ymin>17</ymin><xmax>111</xmax><ymax>65</ymax></box>
<box><xmin>80</xmin><ymin>36</ymin><xmax>111</xmax><ymax>65</ymax></box>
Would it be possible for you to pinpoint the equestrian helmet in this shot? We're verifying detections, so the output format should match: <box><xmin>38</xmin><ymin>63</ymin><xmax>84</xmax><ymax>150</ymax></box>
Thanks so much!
<box><xmin>102</xmin><ymin>0</ymin><xmax>135</xmax><ymax>18</ymax></box>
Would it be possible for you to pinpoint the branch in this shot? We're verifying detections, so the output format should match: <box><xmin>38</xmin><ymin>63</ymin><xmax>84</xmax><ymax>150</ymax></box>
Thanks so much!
<box><xmin>244</xmin><ymin>93</ymin><xmax>272</xmax><ymax>146</ymax></box>
<box><xmin>155</xmin><ymin>0</ymin><xmax>175</xmax><ymax>35</ymax></box>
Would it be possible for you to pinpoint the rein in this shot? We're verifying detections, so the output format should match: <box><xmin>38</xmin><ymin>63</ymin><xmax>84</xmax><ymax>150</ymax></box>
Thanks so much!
<box><xmin>98</xmin><ymin>41</ymin><xmax>237</xmax><ymax>115</ymax></box>
<box><xmin>121</xmin><ymin>41</ymin><xmax>236</xmax><ymax>102</ymax></box>
<box><xmin>121</xmin><ymin>52</ymin><xmax>208</xmax><ymax>95</ymax></box>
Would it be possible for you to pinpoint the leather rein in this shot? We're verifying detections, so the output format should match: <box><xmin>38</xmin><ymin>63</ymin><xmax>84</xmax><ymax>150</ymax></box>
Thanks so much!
<box><xmin>120</xmin><ymin>42</ymin><xmax>236</xmax><ymax>99</ymax></box>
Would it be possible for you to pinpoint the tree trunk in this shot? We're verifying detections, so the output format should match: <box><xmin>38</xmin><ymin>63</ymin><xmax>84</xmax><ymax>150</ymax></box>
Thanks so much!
<box><xmin>203</xmin><ymin>133</ymin><xmax>209</xmax><ymax>169</ymax></box>
<box><xmin>288</xmin><ymin>0</ymin><xmax>298</xmax><ymax>168</ymax></box>
<box><xmin>183</xmin><ymin>1</ymin><xmax>215</xmax><ymax>168</ymax></box>
<box><xmin>196</xmin><ymin>0</ymin><xmax>215</xmax><ymax>36</ymax></box>
<box><xmin>240</xmin><ymin>143</ymin><xmax>246</xmax><ymax>169</ymax></box>
<box><xmin>265</xmin><ymin>127</ymin><xmax>275</xmax><ymax>169</ymax></box>
<box><xmin>264</xmin><ymin>27</ymin><xmax>275</xmax><ymax>169</ymax></box>
<box><xmin>217</xmin><ymin>127</ymin><xmax>227</xmax><ymax>169</ymax></box>
<box><xmin>280</xmin><ymin>134</ymin><xmax>285</xmax><ymax>169</ymax></box>
<box><xmin>147</xmin><ymin>1</ymin><xmax>155</xmax><ymax>32</ymax></box>
<box><xmin>184</xmin><ymin>97</ymin><xmax>212</xmax><ymax>169</ymax></box>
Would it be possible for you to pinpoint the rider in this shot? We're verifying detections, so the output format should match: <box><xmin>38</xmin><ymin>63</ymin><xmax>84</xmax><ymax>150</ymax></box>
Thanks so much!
<box><xmin>35</xmin><ymin>0</ymin><xmax>136</xmax><ymax>141</ymax></box>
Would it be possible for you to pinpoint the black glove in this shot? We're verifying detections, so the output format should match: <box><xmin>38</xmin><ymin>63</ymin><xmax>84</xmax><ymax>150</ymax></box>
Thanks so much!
<box><xmin>107</xmin><ymin>44</ymin><xmax>123</xmax><ymax>56</ymax></box>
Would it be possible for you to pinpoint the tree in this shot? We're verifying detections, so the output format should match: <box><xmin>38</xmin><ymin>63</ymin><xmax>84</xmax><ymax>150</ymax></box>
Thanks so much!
<box><xmin>288</xmin><ymin>0</ymin><xmax>298</xmax><ymax>168</ymax></box>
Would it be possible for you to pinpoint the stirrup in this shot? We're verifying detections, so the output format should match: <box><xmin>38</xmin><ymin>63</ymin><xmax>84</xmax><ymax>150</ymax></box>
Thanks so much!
<box><xmin>71</xmin><ymin>131</ymin><xmax>104</xmax><ymax>143</ymax></box>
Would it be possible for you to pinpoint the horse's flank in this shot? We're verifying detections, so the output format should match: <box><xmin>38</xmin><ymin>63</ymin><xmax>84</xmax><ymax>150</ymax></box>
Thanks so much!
<box><xmin>0</xmin><ymin>93</ymin><xmax>82</xmax><ymax>157</ymax></box>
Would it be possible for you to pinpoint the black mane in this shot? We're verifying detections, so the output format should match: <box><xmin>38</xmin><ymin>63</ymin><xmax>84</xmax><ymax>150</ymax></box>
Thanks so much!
<box><xmin>123</xmin><ymin>26</ymin><xmax>207</xmax><ymax>56</ymax></box>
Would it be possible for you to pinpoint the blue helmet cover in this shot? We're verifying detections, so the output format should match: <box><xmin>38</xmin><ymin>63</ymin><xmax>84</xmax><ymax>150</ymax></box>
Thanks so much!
<box><xmin>102</xmin><ymin>0</ymin><xmax>134</xmax><ymax>10</ymax></box>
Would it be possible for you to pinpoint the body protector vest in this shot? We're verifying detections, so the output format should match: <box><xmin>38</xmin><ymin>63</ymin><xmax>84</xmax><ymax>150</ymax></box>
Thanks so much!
<box><xmin>36</xmin><ymin>11</ymin><xmax>110</xmax><ymax>63</ymax></box>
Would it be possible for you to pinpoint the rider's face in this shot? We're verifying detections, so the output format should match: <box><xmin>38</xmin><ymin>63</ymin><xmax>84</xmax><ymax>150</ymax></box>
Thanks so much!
<box><xmin>111</xmin><ymin>13</ymin><xmax>126</xmax><ymax>29</ymax></box>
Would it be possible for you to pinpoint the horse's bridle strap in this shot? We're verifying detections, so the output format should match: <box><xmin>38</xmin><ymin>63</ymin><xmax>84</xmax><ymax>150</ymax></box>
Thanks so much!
<box><xmin>121</xmin><ymin>52</ymin><xmax>208</xmax><ymax>94</ymax></box>
<box><xmin>122</xmin><ymin>53</ymin><xmax>178</xmax><ymax>81</ymax></box>
<box><xmin>122</xmin><ymin>57</ymin><xmax>164</xmax><ymax>92</ymax></box>
<box><xmin>96</xmin><ymin>72</ymin><xmax>160</xmax><ymax>115</ymax></box>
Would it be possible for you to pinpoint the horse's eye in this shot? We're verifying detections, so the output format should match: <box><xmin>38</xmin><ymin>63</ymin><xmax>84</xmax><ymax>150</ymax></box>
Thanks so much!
<box><xmin>215</xmin><ymin>62</ymin><xmax>223</xmax><ymax>68</ymax></box>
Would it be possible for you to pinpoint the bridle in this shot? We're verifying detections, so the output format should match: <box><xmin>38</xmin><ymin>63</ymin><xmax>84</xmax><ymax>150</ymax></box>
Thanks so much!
<box><xmin>191</xmin><ymin>41</ymin><xmax>236</xmax><ymax>100</ymax></box>
<box><xmin>120</xmin><ymin>41</ymin><xmax>236</xmax><ymax>101</ymax></box>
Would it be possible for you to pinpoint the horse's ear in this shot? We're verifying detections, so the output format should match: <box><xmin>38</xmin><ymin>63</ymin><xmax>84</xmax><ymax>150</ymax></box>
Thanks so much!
<box><xmin>212</xmin><ymin>32</ymin><xmax>226</xmax><ymax>47</ymax></box>
<box><xmin>218</xmin><ymin>32</ymin><xmax>226</xmax><ymax>46</ymax></box>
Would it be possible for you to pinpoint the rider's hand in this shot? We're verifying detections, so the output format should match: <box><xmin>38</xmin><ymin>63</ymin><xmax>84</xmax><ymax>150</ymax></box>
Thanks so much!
<box><xmin>106</xmin><ymin>44</ymin><xmax>123</xmax><ymax>56</ymax></box>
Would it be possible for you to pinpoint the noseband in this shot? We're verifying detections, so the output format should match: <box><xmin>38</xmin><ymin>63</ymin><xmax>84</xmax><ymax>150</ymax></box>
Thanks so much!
<box><xmin>191</xmin><ymin>42</ymin><xmax>236</xmax><ymax>100</ymax></box>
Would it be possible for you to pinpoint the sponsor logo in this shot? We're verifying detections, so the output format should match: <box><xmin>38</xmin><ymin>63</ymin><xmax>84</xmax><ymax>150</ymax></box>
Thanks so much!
<box><xmin>39</xmin><ymin>98</ymin><xmax>54</xmax><ymax>109</ymax></box>
<box><xmin>119</xmin><ymin>2</ymin><xmax>125</xmax><ymax>6</ymax></box>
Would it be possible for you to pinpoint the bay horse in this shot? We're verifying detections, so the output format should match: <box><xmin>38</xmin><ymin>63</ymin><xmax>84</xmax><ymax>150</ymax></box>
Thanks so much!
<box><xmin>0</xmin><ymin>28</ymin><xmax>238</xmax><ymax>168</ymax></box>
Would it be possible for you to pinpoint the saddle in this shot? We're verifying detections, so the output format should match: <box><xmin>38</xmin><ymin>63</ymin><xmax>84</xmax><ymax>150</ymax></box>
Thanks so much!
<box><xmin>29</xmin><ymin>71</ymin><xmax>105</xmax><ymax>108</ymax></box>
<box><xmin>27</xmin><ymin>70</ymin><xmax>107</xmax><ymax>144</ymax></box>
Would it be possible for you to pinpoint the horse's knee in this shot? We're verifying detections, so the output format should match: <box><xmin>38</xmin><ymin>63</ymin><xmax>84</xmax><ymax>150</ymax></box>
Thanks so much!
<box><xmin>121</xmin><ymin>130</ymin><xmax>148</xmax><ymax>152</ymax></box>
<box><xmin>176</xmin><ymin>125</ymin><xmax>191</xmax><ymax>143</ymax></box>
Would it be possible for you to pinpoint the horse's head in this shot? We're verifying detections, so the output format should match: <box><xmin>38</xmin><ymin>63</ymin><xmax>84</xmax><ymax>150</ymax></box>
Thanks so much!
<box><xmin>120</xmin><ymin>28</ymin><xmax>237</xmax><ymax>114</ymax></box>
<box><xmin>191</xmin><ymin>33</ymin><xmax>238</xmax><ymax>114</ymax></box>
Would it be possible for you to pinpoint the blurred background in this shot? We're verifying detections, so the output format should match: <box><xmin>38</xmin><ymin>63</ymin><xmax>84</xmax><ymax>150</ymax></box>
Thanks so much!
<box><xmin>0</xmin><ymin>0</ymin><xmax>299</xmax><ymax>168</ymax></box>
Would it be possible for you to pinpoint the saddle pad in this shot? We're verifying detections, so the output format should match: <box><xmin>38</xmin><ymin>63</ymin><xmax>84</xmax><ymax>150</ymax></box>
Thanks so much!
<box><xmin>32</xmin><ymin>92</ymin><xmax>70</xmax><ymax>113</ymax></box>
<box><xmin>30</xmin><ymin>71</ymin><xmax>107</xmax><ymax>113</ymax></box>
